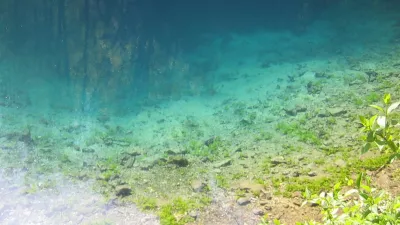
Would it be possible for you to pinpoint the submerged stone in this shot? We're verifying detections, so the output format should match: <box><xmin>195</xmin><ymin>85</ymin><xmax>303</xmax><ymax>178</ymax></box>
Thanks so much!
<box><xmin>271</xmin><ymin>156</ymin><xmax>286</xmax><ymax>166</ymax></box>
<box><xmin>214</xmin><ymin>159</ymin><xmax>232</xmax><ymax>168</ymax></box>
<box><xmin>237</xmin><ymin>197</ymin><xmax>251</xmax><ymax>206</ymax></box>
<box><xmin>115</xmin><ymin>185</ymin><xmax>132</xmax><ymax>197</ymax></box>
<box><xmin>167</xmin><ymin>156</ymin><xmax>189</xmax><ymax>167</ymax></box>
<box><xmin>327</xmin><ymin>107</ymin><xmax>347</xmax><ymax>116</ymax></box>
<box><xmin>191</xmin><ymin>180</ymin><xmax>206</xmax><ymax>192</ymax></box>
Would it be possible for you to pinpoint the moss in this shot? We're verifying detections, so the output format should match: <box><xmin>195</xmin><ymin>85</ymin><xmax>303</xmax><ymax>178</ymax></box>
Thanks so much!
<box><xmin>275</xmin><ymin>121</ymin><xmax>321</xmax><ymax>145</ymax></box>
<box><xmin>235</xmin><ymin>189</ymin><xmax>247</xmax><ymax>199</ymax></box>
<box><xmin>351</xmin><ymin>153</ymin><xmax>390</xmax><ymax>171</ymax></box>
<box><xmin>314</xmin><ymin>158</ymin><xmax>325</xmax><ymax>165</ymax></box>
<box><xmin>159</xmin><ymin>205</ymin><xmax>181</xmax><ymax>225</ymax></box>
<box><xmin>255</xmin><ymin>131</ymin><xmax>273</xmax><ymax>141</ymax></box>
<box><xmin>135</xmin><ymin>197</ymin><xmax>158</xmax><ymax>211</ymax></box>
<box><xmin>232</xmin><ymin>172</ymin><xmax>247</xmax><ymax>180</ymax></box>
<box><xmin>285</xmin><ymin>176</ymin><xmax>344</xmax><ymax>194</ymax></box>
<box><xmin>365</xmin><ymin>92</ymin><xmax>381</xmax><ymax>104</ymax></box>
<box><xmin>277</xmin><ymin>153</ymin><xmax>391</xmax><ymax>197</ymax></box>
<box><xmin>158</xmin><ymin>196</ymin><xmax>210</xmax><ymax>225</ymax></box>
<box><xmin>215</xmin><ymin>174</ymin><xmax>229</xmax><ymax>189</ymax></box>
<box><xmin>326</xmin><ymin>116</ymin><xmax>337</xmax><ymax>125</ymax></box>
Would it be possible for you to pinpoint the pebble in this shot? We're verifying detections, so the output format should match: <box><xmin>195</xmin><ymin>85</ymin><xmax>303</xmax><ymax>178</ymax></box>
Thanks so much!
<box><xmin>237</xmin><ymin>197</ymin><xmax>251</xmax><ymax>206</ymax></box>
<box><xmin>308</xmin><ymin>171</ymin><xmax>317</xmax><ymax>177</ymax></box>
<box><xmin>191</xmin><ymin>180</ymin><xmax>206</xmax><ymax>193</ymax></box>
<box><xmin>252</xmin><ymin>208</ymin><xmax>265</xmax><ymax>216</ymax></box>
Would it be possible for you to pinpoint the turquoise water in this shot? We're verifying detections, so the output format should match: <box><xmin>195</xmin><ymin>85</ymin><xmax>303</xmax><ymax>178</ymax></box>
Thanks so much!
<box><xmin>0</xmin><ymin>1</ymin><xmax>399</xmax><ymax>224</ymax></box>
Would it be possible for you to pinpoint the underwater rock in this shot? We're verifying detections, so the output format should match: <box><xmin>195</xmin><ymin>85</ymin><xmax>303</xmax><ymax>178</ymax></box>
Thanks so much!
<box><xmin>306</xmin><ymin>81</ymin><xmax>323</xmax><ymax>94</ymax></box>
<box><xmin>237</xmin><ymin>197</ymin><xmax>251</xmax><ymax>206</ymax></box>
<box><xmin>97</xmin><ymin>114</ymin><xmax>110</xmax><ymax>123</ymax></box>
<box><xmin>295</xmin><ymin>105</ymin><xmax>307</xmax><ymax>113</ymax></box>
<box><xmin>214</xmin><ymin>159</ymin><xmax>232</xmax><ymax>168</ymax></box>
<box><xmin>259</xmin><ymin>200</ymin><xmax>269</xmax><ymax>205</ymax></box>
<box><xmin>120</xmin><ymin>157</ymin><xmax>135</xmax><ymax>168</ymax></box>
<box><xmin>292</xmin><ymin>171</ymin><xmax>300</xmax><ymax>177</ymax></box>
<box><xmin>191</xmin><ymin>180</ymin><xmax>206</xmax><ymax>193</ymax></box>
<box><xmin>271</xmin><ymin>156</ymin><xmax>286</xmax><ymax>166</ymax></box>
<box><xmin>167</xmin><ymin>156</ymin><xmax>189</xmax><ymax>167</ymax></box>
<box><xmin>238</xmin><ymin>181</ymin><xmax>264</xmax><ymax>196</ymax></box>
<box><xmin>327</xmin><ymin>107</ymin><xmax>347</xmax><ymax>117</ymax></box>
<box><xmin>282</xmin><ymin>171</ymin><xmax>290</xmax><ymax>176</ymax></box>
<box><xmin>19</xmin><ymin>130</ymin><xmax>33</xmax><ymax>145</ymax></box>
<box><xmin>263</xmin><ymin>192</ymin><xmax>273</xmax><ymax>200</ymax></box>
<box><xmin>317</xmin><ymin>109</ymin><xmax>329</xmax><ymax>117</ymax></box>
<box><xmin>315</xmin><ymin>72</ymin><xmax>332</xmax><ymax>78</ymax></box>
<box><xmin>119</xmin><ymin>150</ymin><xmax>142</xmax><ymax>168</ymax></box>
<box><xmin>115</xmin><ymin>185</ymin><xmax>132</xmax><ymax>197</ymax></box>
<box><xmin>334</xmin><ymin>159</ymin><xmax>347</xmax><ymax>168</ymax></box>
<box><xmin>165</xmin><ymin>149</ymin><xmax>178</xmax><ymax>155</ymax></box>
<box><xmin>284</xmin><ymin>108</ymin><xmax>297</xmax><ymax>116</ymax></box>
<box><xmin>252</xmin><ymin>208</ymin><xmax>265</xmax><ymax>216</ymax></box>
<box><xmin>82</xmin><ymin>147</ymin><xmax>95</xmax><ymax>153</ymax></box>
<box><xmin>308</xmin><ymin>171</ymin><xmax>317</xmax><ymax>177</ymax></box>
<box><xmin>284</xmin><ymin>105</ymin><xmax>307</xmax><ymax>116</ymax></box>
<box><xmin>126</xmin><ymin>150</ymin><xmax>142</xmax><ymax>156</ymax></box>
<box><xmin>189</xmin><ymin>210</ymin><xmax>199</xmax><ymax>220</ymax></box>
<box><xmin>264</xmin><ymin>205</ymin><xmax>273</xmax><ymax>211</ymax></box>
<box><xmin>365</xmin><ymin>71</ymin><xmax>378</xmax><ymax>82</ymax></box>
<box><xmin>204</xmin><ymin>136</ymin><xmax>217</xmax><ymax>146</ymax></box>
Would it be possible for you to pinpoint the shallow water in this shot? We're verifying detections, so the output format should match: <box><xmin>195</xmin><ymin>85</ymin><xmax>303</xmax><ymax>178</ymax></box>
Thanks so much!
<box><xmin>0</xmin><ymin>169</ymin><xmax>159</xmax><ymax>225</ymax></box>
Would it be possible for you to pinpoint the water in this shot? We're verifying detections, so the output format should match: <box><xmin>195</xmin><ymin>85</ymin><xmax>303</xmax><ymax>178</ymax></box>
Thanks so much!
<box><xmin>0</xmin><ymin>0</ymin><xmax>399</xmax><ymax>224</ymax></box>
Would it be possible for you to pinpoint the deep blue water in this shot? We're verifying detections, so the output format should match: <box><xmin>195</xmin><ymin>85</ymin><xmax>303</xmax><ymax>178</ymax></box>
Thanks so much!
<box><xmin>0</xmin><ymin>0</ymin><xmax>397</xmax><ymax>115</ymax></box>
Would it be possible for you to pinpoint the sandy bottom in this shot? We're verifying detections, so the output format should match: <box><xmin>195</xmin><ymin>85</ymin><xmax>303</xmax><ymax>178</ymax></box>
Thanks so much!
<box><xmin>0</xmin><ymin>169</ymin><xmax>159</xmax><ymax>225</ymax></box>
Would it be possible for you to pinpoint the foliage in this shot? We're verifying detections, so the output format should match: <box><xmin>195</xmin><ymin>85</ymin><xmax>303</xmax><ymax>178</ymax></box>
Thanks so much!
<box><xmin>359</xmin><ymin>93</ymin><xmax>400</xmax><ymax>163</ymax></box>
<box><xmin>299</xmin><ymin>173</ymin><xmax>400</xmax><ymax>225</ymax></box>
<box><xmin>262</xmin><ymin>173</ymin><xmax>400</xmax><ymax>225</ymax></box>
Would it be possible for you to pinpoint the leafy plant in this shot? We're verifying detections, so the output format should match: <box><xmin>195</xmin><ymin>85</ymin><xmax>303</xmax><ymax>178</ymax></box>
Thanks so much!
<box><xmin>299</xmin><ymin>173</ymin><xmax>400</xmax><ymax>225</ymax></box>
<box><xmin>359</xmin><ymin>93</ymin><xmax>400</xmax><ymax>164</ymax></box>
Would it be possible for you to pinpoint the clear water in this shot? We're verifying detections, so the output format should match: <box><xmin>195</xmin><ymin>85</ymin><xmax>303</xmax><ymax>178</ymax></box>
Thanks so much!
<box><xmin>0</xmin><ymin>1</ymin><xmax>399</xmax><ymax>224</ymax></box>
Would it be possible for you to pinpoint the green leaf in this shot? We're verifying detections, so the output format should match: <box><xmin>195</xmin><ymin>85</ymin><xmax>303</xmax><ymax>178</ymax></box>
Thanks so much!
<box><xmin>362</xmin><ymin>142</ymin><xmax>372</xmax><ymax>154</ymax></box>
<box><xmin>356</xmin><ymin>173</ymin><xmax>363</xmax><ymax>189</ymax></box>
<box><xmin>366</xmin><ymin>132</ymin><xmax>375</xmax><ymax>142</ymax></box>
<box><xmin>388</xmin><ymin>101</ymin><xmax>400</xmax><ymax>114</ymax></box>
<box><xmin>273</xmin><ymin>218</ymin><xmax>281</xmax><ymax>225</ymax></box>
<box><xmin>387</xmin><ymin>140</ymin><xmax>399</xmax><ymax>152</ymax></box>
<box><xmin>369</xmin><ymin>104</ymin><xmax>384</xmax><ymax>112</ymax></box>
<box><xmin>369</xmin><ymin>115</ymin><xmax>378</xmax><ymax>127</ymax></box>
<box><xmin>303</xmin><ymin>187</ymin><xmax>311</xmax><ymax>199</ymax></box>
<box><xmin>359</xmin><ymin>192</ymin><xmax>369</xmax><ymax>200</ymax></box>
<box><xmin>361</xmin><ymin>184</ymin><xmax>372</xmax><ymax>193</ymax></box>
<box><xmin>383</xmin><ymin>93</ymin><xmax>391</xmax><ymax>105</ymax></box>
<box><xmin>388</xmin><ymin>153</ymin><xmax>400</xmax><ymax>164</ymax></box>
<box><xmin>359</xmin><ymin>115</ymin><xmax>368</xmax><ymax>126</ymax></box>
<box><xmin>347</xmin><ymin>179</ymin><xmax>354</xmax><ymax>186</ymax></box>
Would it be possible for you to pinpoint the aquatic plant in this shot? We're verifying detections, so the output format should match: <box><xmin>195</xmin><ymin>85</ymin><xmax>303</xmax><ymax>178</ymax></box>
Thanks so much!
<box><xmin>359</xmin><ymin>93</ymin><xmax>400</xmax><ymax>164</ymax></box>
<box><xmin>159</xmin><ymin>197</ymin><xmax>211</xmax><ymax>225</ymax></box>
<box><xmin>275</xmin><ymin>121</ymin><xmax>321</xmax><ymax>145</ymax></box>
